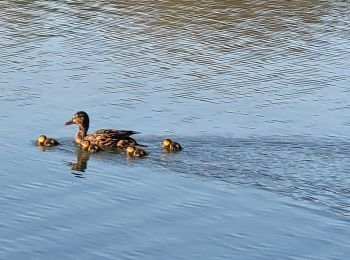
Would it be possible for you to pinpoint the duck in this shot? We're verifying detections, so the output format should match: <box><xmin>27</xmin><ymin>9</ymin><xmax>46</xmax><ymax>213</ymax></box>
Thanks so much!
<box><xmin>37</xmin><ymin>135</ymin><xmax>59</xmax><ymax>147</ymax></box>
<box><xmin>65</xmin><ymin>111</ymin><xmax>141</xmax><ymax>150</ymax></box>
<box><xmin>125</xmin><ymin>145</ymin><xmax>148</xmax><ymax>158</ymax></box>
<box><xmin>162</xmin><ymin>138</ymin><xmax>182</xmax><ymax>151</ymax></box>
<box><xmin>81</xmin><ymin>140</ymin><xmax>100</xmax><ymax>153</ymax></box>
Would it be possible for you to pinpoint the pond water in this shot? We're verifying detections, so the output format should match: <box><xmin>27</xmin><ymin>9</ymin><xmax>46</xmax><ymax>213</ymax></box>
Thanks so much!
<box><xmin>1</xmin><ymin>0</ymin><xmax>350</xmax><ymax>259</ymax></box>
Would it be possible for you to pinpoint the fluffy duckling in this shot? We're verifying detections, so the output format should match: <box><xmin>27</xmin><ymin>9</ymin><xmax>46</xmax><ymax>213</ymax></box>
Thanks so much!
<box><xmin>37</xmin><ymin>135</ymin><xmax>59</xmax><ymax>147</ymax></box>
<box><xmin>162</xmin><ymin>138</ymin><xmax>182</xmax><ymax>151</ymax></box>
<box><xmin>125</xmin><ymin>145</ymin><xmax>148</xmax><ymax>158</ymax></box>
<box><xmin>81</xmin><ymin>140</ymin><xmax>100</xmax><ymax>153</ymax></box>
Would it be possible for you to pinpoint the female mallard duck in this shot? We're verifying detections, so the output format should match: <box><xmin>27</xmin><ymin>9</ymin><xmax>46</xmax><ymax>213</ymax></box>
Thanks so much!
<box><xmin>81</xmin><ymin>140</ymin><xmax>100</xmax><ymax>153</ymax></box>
<box><xmin>162</xmin><ymin>138</ymin><xmax>182</xmax><ymax>151</ymax></box>
<box><xmin>65</xmin><ymin>111</ymin><xmax>140</xmax><ymax>150</ymax></box>
<box><xmin>125</xmin><ymin>145</ymin><xmax>148</xmax><ymax>158</ymax></box>
<box><xmin>37</xmin><ymin>135</ymin><xmax>59</xmax><ymax>147</ymax></box>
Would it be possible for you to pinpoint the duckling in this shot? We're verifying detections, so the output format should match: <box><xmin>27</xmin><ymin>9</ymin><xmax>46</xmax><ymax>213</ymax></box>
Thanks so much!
<box><xmin>125</xmin><ymin>145</ymin><xmax>148</xmax><ymax>158</ymax></box>
<box><xmin>37</xmin><ymin>135</ymin><xmax>59</xmax><ymax>147</ymax></box>
<box><xmin>162</xmin><ymin>138</ymin><xmax>182</xmax><ymax>151</ymax></box>
<box><xmin>81</xmin><ymin>140</ymin><xmax>100</xmax><ymax>153</ymax></box>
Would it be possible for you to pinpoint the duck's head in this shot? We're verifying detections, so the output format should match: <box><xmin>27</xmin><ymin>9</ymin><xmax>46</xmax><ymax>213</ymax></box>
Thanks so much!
<box><xmin>162</xmin><ymin>139</ymin><xmax>172</xmax><ymax>147</ymax></box>
<box><xmin>65</xmin><ymin>111</ymin><xmax>90</xmax><ymax>131</ymax></box>
<box><xmin>81</xmin><ymin>140</ymin><xmax>91</xmax><ymax>150</ymax></box>
<box><xmin>37</xmin><ymin>135</ymin><xmax>47</xmax><ymax>145</ymax></box>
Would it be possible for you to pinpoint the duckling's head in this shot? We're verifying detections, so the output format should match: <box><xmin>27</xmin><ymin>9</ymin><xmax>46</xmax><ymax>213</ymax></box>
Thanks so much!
<box><xmin>37</xmin><ymin>135</ymin><xmax>47</xmax><ymax>145</ymax></box>
<box><xmin>126</xmin><ymin>145</ymin><xmax>135</xmax><ymax>155</ymax></box>
<box><xmin>81</xmin><ymin>140</ymin><xmax>91</xmax><ymax>150</ymax></box>
<box><xmin>162</xmin><ymin>139</ymin><xmax>172</xmax><ymax>147</ymax></box>
<box><xmin>65</xmin><ymin>111</ymin><xmax>90</xmax><ymax>132</ymax></box>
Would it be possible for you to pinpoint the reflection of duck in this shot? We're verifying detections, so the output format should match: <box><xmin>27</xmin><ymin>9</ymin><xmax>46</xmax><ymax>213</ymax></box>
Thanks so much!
<box><xmin>65</xmin><ymin>111</ymin><xmax>141</xmax><ymax>150</ymax></box>
<box><xmin>81</xmin><ymin>140</ymin><xmax>100</xmax><ymax>153</ymax></box>
<box><xmin>37</xmin><ymin>135</ymin><xmax>59</xmax><ymax>147</ymax></box>
<box><xmin>125</xmin><ymin>145</ymin><xmax>148</xmax><ymax>158</ymax></box>
<box><xmin>68</xmin><ymin>149</ymin><xmax>90</xmax><ymax>172</ymax></box>
<box><xmin>162</xmin><ymin>138</ymin><xmax>182</xmax><ymax>151</ymax></box>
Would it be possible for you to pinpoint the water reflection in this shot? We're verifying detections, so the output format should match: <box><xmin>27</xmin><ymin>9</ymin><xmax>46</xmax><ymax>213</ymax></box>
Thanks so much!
<box><xmin>36</xmin><ymin>139</ymin><xmax>90</xmax><ymax>174</ymax></box>
<box><xmin>36</xmin><ymin>145</ymin><xmax>56</xmax><ymax>152</ymax></box>
<box><xmin>68</xmin><ymin>149</ymin><xmax>90</xmax><ymax>174</ymax></box>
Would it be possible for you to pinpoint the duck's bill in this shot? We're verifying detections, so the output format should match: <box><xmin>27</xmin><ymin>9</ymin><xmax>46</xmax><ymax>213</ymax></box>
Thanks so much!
<box><xmin>64</xmin><ymin>119</ymin><xmax>74</xmax><ymax>126</ymax></box>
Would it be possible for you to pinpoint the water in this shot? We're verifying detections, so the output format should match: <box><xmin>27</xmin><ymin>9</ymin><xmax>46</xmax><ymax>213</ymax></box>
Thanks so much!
<box><xmin>1</xmin><ymin>0</ymin><xmax>350</xmax><ymax>259</ymax></box>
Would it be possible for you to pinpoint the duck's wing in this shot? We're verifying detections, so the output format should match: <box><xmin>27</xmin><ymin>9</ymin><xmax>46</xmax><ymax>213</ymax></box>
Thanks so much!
<box><xmin>125</xmin><ymin>137</ymin><xmax>147</xmax><ymax>147</ymax></box>
<box><xmin>91</xmin><ymin>129</ymin><xmax>140</xmax><ymax>137</ymax></box>
<box><xmin>86</xmin><ymin>129</ymin><xmax>140</xmax><ymax>149</ymax></box>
